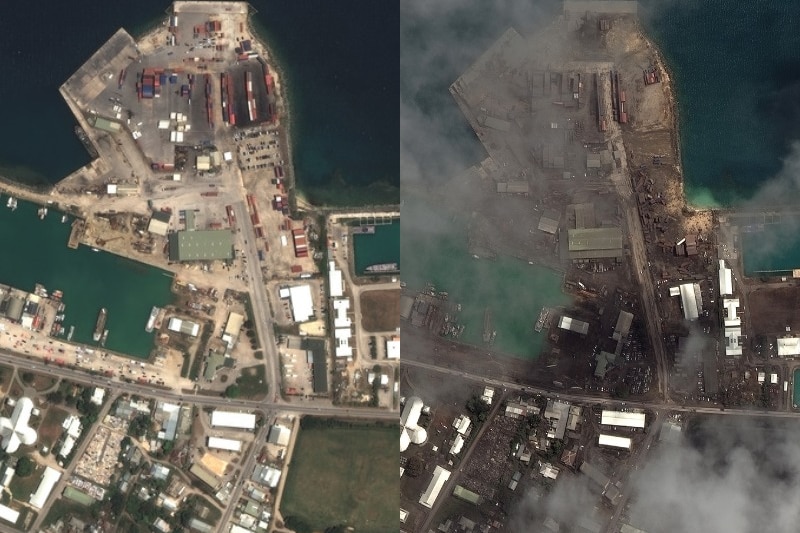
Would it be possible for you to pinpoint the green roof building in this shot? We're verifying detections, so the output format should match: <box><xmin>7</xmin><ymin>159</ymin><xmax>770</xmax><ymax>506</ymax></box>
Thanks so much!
<box><xmin>168</xmin><ymin>230</ymin><xmax>234</xmax><ymax>262</ymax></box>
<box><xmin>453</xmin><ymin>485</ymin><xmax>482</xmax><ymax>505</ymax></box>
<box><xmin>90</xmin><ymin>116</ymin><xmax>122</xmax><ymax>133</ymax></box>
<box><xmin>567</xmin><ymin>227</ymin><xmax>623</xmax><ymax>261</ymax></box>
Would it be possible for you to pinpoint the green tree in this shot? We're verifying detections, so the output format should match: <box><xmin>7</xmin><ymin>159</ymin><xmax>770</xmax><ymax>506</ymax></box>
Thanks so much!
<box><xmin>46</xmin><ymin>391</ymin><xmax>64</xmax><ymax>404</ymax></box>
<box><xmin>224</xmin><ymin>385</ymin><xmax>241</xmax><ymax>398</ymax></box>
<box><xmin>20</xmin><ymin>373</ymin><xmax>34</xmax><ymax>385</ymax></box>
<box><xmin>15</xmin><ymin>457</ymin><xmax>34</xmax><ymax>477</ymax></box>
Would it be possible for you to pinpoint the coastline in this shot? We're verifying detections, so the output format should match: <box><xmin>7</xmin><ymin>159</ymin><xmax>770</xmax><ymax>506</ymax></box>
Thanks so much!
<box><xmin>246</xmin><ymin>10</ymin><xmax>301</xmax><ymax>214</ymax></box>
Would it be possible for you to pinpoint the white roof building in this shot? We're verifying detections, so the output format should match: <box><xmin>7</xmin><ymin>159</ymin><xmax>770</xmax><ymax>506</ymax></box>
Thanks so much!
<box><xmin>719</xmin><ymin>260</ymin><xmax>733</xmax><ymax>296</ymax></box>
<box><xmin>725</xmin><ymin>328</ymin><xmax>743</xmax><ymax>356</ymax></box>
<box><xmin>328</xmin><ymin>261</ymin><xmax>343</xmax><ymax>297</ymax></box>
<box><xmin>600</xmin><ymin>410</ymin><xmax>645</xmax><ymax>428</ymax></box>
<box><xmin>482</xmin><ymin>387</ymin><xmax>495</xmax><ymax>404</ymax></box>
<box><xmin>29</xmin><ymin>467</ymin><xmax>61</xmax><ymax>509</ymax></box>
<box><xmin>62</xmin><ymin>415</ymin><xmax>82</xmax><ymax>439</ymax></box>
<box><xmin>334</xmin><ymin>327</ymin><xmax>352</xmax><ymax>358</ymax></box>
<box><xmin>453</xmin><ymin>415</ymin><xmax>471</xmax><ymax>435</ymax></box>
<box><xmin>722</xmin><ymin>299</ymin><xmax>741</xmax><ymax>327</ymax></box>
<box><xmin>401</xmin><ymin>397</ymin><xmax>427</xmax><ymax>452</ymax></box>
<box><xmin>267</xmin><ymin>424</ymin><xmax>291</xmax><ymax>446</ymax></box>
<box><xmin>449</xmin><ymin>434</ymin><xmax>465</xmax><ymax>455</ymax></box>
<box><xmin>558</xmin><ymin>316</ymin><xmax>589</xmax><ymax>335</ymax></box>
<box><xmin>58</xmin><ymin>435</ymin><xmax>76</xmax><ymax>458</ymax></box>
<box><xmin>0</xmin><ymin>397</ymin><xmax>37</xmax><ymax>453</ymax></box>
<box><xmin>289</xmin><ymin>285</ymin><xmax>314</xmax><ymax>322</ymax></box>
<box><xmin>678</xmin><ymin>283</ymin><xmax>702</xmax><ymax>321</ymax></box>
<box><xmin>779</xmin><ymin>337</ymin><xmax>800</xmax><ymax>357</ymax></box>
<box><xmin>539</xmin><ymin>463</ymin><xmax>560</xmax><ymax>479</ymax></box>
<box><xmin>207</xmin><ymin>437</ymin><xmax>242</xmax><ymax>452</ymax></box>
<box><xmin>599</xmin><ymin>434</ymin><xmax>632</xmax><ymax>449</ymax></box>
<box><xmin>0</xmin><ymin>504</ymin><xmax>19</xmax><ymax>524</ymax></box>
<box><xmin>167</xmin><ymin>317</ymin><xmax>200</xmax><ymax>337</ymax></box>
<box><xmin>386</xmin><ymin>336</ymin><xmax>400</xmax><ymax>359</ymax></box>
<box><xmin>419</xmin><ymin>466</ymin><xmax>451</xmax><ymax>508</ymax></box>
<box><xmin>91</xmin><ymin>387</ymin><xmax>105</xmax><ymax>406</ymax></box>
<box><xmin>332</xmin><ymin>299</ymin><xmax>351</xmax><ymax>328</ymax></box>
<box><xmin>210</xmin><ymin>411</ymin><xmax>256</xmax><ymax>430</ymax></box>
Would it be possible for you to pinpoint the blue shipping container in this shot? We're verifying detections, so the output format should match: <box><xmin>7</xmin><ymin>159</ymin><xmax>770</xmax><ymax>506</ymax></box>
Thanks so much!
<box><xmin>169</xmin><ymin>75</ymin><xmax>178</xmax><ymax>84</ymax></box>
<box><xmin>159</xmin><ymin>74</ymin><xmax>167</xmax><ymax>85</ymax></box>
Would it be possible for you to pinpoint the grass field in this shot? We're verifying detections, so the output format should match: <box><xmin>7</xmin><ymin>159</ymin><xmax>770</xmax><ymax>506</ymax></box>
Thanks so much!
<box><xmin>38</xmin><ymin>406</ymin><xmax>69</xmax><ymax>450</ymax></box>
<box><xmin>281</xmin><ymin>421</ymin><xmax>396</xmax><ymax>533</ymax></box>
<box><xmin>8</xmin><ymin>464</ymin><xmax>43</xmax><ymax>502</ymax></box>
<box><xmin>359</xmin><ymin>289</ymin><xmax>400</xmax><ymax>332</ymax></box>
<box><xmin>237</xmin><ymin>364</ymin><xmax>268</xmax><ymax>399</ymax></box>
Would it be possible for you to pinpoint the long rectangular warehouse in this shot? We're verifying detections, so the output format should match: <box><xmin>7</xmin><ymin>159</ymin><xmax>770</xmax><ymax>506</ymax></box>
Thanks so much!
<box><xmin>419</xmin><ymin>465</ymin><xmax>451</xmax><ymax>508</ymax></box>
<box><xmin>601</xmin><ymin>410</ymin><xmax>645</xmax><ymax>428</ymax></box>
<box><xmin>30</xmin><ymin>467</ymin><xmax>62</xmax><ymax>509</ymax></box>
<box><xmin>599</xmin><ymin>434</ymin><xmax>632</xmax><ymax>449</ymax></box>
<box><xmin>210</xmin><ymin>410</ymin><xmax>256</xmax><ymax>429</ymax></box>
<box><xmin>207</xmin><ymin>436</ymin><xmax>243</xmax><ymax>452</ymax></box>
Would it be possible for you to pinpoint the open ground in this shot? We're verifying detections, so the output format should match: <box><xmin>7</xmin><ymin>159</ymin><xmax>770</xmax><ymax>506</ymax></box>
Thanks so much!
<box><xmin>280</xmin><ymin>421</ymin><xmax>396</xmax><ymax>533</ymax></box>
<box><xmin>359</xmin><ymin>289</ymin><xmax>401</xmax><ymax>332</ymax></box>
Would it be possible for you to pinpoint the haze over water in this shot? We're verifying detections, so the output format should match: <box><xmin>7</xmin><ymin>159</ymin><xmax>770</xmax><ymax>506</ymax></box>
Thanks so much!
<box><xmin>640</xmin><ymin>0</ymin><xmax>800</xmax><ymax>206</ymax></box>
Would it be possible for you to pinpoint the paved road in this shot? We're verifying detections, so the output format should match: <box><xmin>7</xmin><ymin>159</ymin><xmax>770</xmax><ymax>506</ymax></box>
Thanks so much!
<box><xmin>0</xmin><ymin>350</ymin><xmax>396</xmax><ymax>421</ymax></box>
<box><xmin>403</xmin><ymin>357</ymin><xmax>800</xmax><ymax>420</ymax></box>
<box><xmin>609</xmin><ymin>147</ymin><xmax>671</xmax><ymax>401</ymax></box>
<box><xmin>604</xmin><ymin>410</ymin><xmax>665</xmax><ymax>533</ymax></box>
<box><xmin>234</xmin><ymin>200</ymin><xmax>282</xmax><ymax>404</ymax></box>
<box><xmin>417</xmin><ymin>391</ymin><xmax>506</xmax><ymax>533</ymax></box>
<box><xmin>217</xmin><ymin>423</ymin><xmax>271</xmax><ymax>531</ymax></box>
<box><xmin>29</xmin><ymin>393</ymin><xmax>120</xmax><ymax>532</ymax></box>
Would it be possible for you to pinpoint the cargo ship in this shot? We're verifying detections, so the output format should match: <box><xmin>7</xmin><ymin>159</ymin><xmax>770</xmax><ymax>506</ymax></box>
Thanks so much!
<box><xmin>145</xmin><ymin>306</ymin><xmax>161</xmax><ymax>333</ymax></box>
<box><xmin>365</xmin><ymin>262</ymin><xmax>399</xmax><ymax>273</ymax></box>
<box><xmin>93</xmin><ymin>308</ymin><xmax>107</xmax><ymax>342</ymax></box>
<box><xmin>67</xmin><ymin>326</ymin><xmax>74</xmax><ymax>341</ymax></box>
<box><xmin>74</xmin><ymin>125</ymin><xmax>99</xmax><ymax>158</ymax></box>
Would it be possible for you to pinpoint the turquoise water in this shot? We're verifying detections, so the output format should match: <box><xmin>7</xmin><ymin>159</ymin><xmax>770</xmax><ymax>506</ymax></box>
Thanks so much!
<box><xmin>0</xmin><ymin>199</ymin><xmax>173</xmax><ymax>358</ymax></box>
<box><xmin>640</xmin><ymin>0</ymin><xmax>800</xmax><ymax>206</ymax></box>
<box><xmin>352</xmin><ymin>220</ymin><xmax>400</xmax><ymax>275</ymax></box>
<box><xmin>401</xmin><ymin>198</ymin><xmax>571</xmax><ymax>360</ymax></box>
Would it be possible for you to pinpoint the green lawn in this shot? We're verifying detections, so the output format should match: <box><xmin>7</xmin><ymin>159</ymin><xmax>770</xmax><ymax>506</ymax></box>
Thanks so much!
<box><xmin>237</xmin><ymin>365</ymin><xmax>268</xmax><ymax>399</ymax></box>
<box><xmin>281</xmin><ymin>421</ymin><xmax>396</xmax><ymax>533</ymax></box>
<box><xmin>42</xmin><ymin>497</ymin><xmax>92</xmax><ymax>527</ymax></box>
<box><xmin>8</xmin><ymin>464</ymin><xmax>43</xmax><ymax>502</ymax></box>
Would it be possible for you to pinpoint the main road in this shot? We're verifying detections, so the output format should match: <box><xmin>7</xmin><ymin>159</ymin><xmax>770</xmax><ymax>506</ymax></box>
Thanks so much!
<box><xmin>234</xmin><ymin>199</ymin><xmax>282</xmax><ymax>404</ymax></box>
<box><xmin>403</xmin><ymin>357</ymin><xmax>800</xmax><ymax>420</ymax></box>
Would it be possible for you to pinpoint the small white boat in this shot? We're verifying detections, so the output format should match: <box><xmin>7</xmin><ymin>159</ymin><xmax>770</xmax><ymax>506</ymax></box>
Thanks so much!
<box><xmin>61</xmin><ymin>215</ymin><xmax>68</xmax><ymax>223</ymax></box>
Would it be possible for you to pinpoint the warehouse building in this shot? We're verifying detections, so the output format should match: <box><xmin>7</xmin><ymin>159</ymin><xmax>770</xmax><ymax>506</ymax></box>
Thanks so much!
<box><xmin>210</xmin><ymin>410</ymin><xmax>256</xmax><ymax>430</ymax></box>
<box><xmin>287</xmin><ymin>285</ymin><xmax>314</xmax><ymax>323</ymax></box>
<box><xmin>401</xmin><ymin>397</ymin><xmax>427</xmax><ymax>452</ymax></box>
<box><xmin>567</xmin><ymin>227</ymin><xmax>623</xmax><ymax>261</ymax></box>
<box><xmin>207</xmin><ymin>437</ymin><xmax>243</xmax><ymax>452</ymax></box>
<box><xmin>778</xmin><ymin>337</ymin><xmax>800</xmax><ymax>357</ymax></box>
<box><xmin>386</xmin><ymin>336</ymin><xmax>400</xmax><ymax>359</ymax></box>
<box><xmin>558</xmin><ymin>315</ymin><xmax>589</xmax><ymax>335</ymax></box>
<box><xmin>595</xmin><ymin>351</ymin><xmax>616</xmax><ymax>379</ymax></box>
<box><xmin>168</xmin><ymin>230</ymin><xmax>234</xmax><ymax>262</ymax></box>
<box><xmin>672</xmin><ymin>283</ymin><xmax>702</xmax><ymax>321</ymax></box>
<box><xmin>267</xmin><ymin>424</ymin><xmax>291</xmax><ymax>446</ymax></box>
<box><xmin>328</xmin><ymin>261</ymin><xmax>344</xmax><ymax>297</ymax></box>
<box><xmin>0</xmin><ymin>504</ymin><xmax>18</xmax><ymax>524</ymax></box>
<box><xmin>598</xmin><ymin>434</ymin><xmax>632</xmax><ymax>449</ymax></box>
<box><xmin>722</xmin><ymin>299</ymin><xmax>740</xmax><ymax>327</ymax></box>
<box><xmin>167</xmin><ymin>317</ymin><xmax>200</xmax><ymax>337</ymax></box>
<box><xmin>724</xmin><ymin>328</ymin><xmax>743</xmax><ymax>356</ymax></box>
<box><xmin>90</xmin><ymin>115</ymin><xmax>122</xmax><ymax>133</ymax></box>
<box><xmin>29</xmin><ymin>467</ymin><xmax>61</xmax><ymax>509</ymax></box>
<box><xmin>419</xmin><ymin>465</ymin><xmax>451</xmax><ymax>508</ymax></box>
<box><xmin>601</xmin><ymin>410</ymin><xmax>645</xmax><ymax>428</ymax></box>
<box><xmin>303</xmin><ymin>337</ymin><xmax>328</xmax><ymax>394</ymax></box>
<box><xmin>538</xmin><ymin>209</ymin><xmax>561</xmax><ymax>235</ymax></box>
<box><xmin>148</xmin><ymin>211</ymin><xmax>171</xmax><ymax>236</ymax></box>
<box><xmin>719</xmin><ymin>260</ymin><xmax>733</xmax><ymax>296</ymax></box>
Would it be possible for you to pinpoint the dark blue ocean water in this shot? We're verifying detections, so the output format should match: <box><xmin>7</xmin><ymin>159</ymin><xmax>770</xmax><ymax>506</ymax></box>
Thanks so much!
<box><xmin>0</xmin><ymin>1</ymin><xmax>397</xmax><ymax>206</ymax></box>
<box><xmin>640</xmin><ymin>0</ymin><xmax>800</xmax><ymax>206</ymax></box>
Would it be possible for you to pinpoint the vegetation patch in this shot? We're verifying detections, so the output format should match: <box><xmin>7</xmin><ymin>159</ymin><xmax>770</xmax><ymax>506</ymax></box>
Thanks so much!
<box><xmin>359</xmin><ymin>289</ymin><xmax>400</xmax><ymax>332</ymax></box>
<box><xmin>281</xmin><ymin>419</ymin><xmax>396</xmax><ymax>533</ymax></box>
